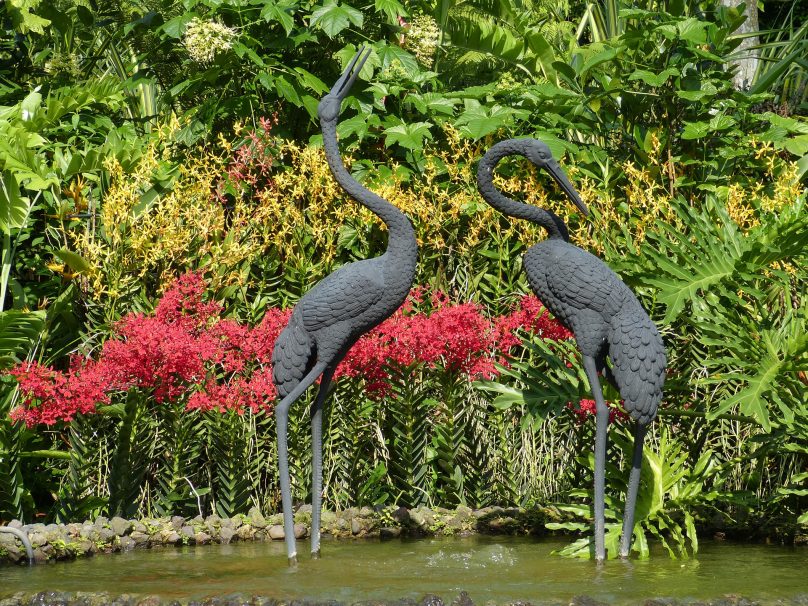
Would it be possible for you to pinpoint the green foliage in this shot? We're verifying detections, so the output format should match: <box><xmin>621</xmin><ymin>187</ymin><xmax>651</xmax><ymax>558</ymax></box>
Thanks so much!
<box><xmin>0</xmin><ymin>414</ymin><xmax>27</xmax><ymax>520</ymax></box>
<box><xmin>107</xmin><ymin>393</ymin><xmax>153</xmax><ymax>518</ymax></box>
<box><xmin>54</xmin><ymin>414</ymin><xmax>107</xmax><ymax>523</ymax></box>
<box><xmin>0</xmin><ymin>311</ymin><xmax>45</xmax><ymax>368</ymax></box>
<box><xmin>382</xmin><ymin>368</ymin><xmax>432</xmax><ymax>506</ymax></box>
<box><xmin>483</xmin><ymin>337</ymin><xmax>589</xmax><ymax>424</ymax></box>
<box><xmin>209</xmin><ymin>412</ymin><xmax>252</xmax><ymax>519</ymax></box>
<box><xmin>548</xmin><ymin>425</ymin><xmax>730</xmax><ymax>559</ymax></box>
<box><xmin>151</xmin><ymin>405</ymin><xmax>208</xmax><ymax>518</ymax></box>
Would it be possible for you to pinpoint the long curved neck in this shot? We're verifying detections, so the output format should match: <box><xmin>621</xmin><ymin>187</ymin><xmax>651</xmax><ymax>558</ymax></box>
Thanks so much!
<box><xmin>321</xmin><ymin>118</ymin><xmax>417</xmax><ymax>258</ymax></box>
<box><xmin>477</xmin><ymin>140</ymin><xmax>569</xmax><ymax>241</ymax></box>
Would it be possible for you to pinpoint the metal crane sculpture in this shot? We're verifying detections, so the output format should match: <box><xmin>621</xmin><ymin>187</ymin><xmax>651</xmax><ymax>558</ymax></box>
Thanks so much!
<box><xmin>271</xmin><ymin>48</ymin><xmax>418</xmax><ymax>565</ymax></box>
<box><xmin>477</xmin><ymin>138</ymin><xmax>665</xmax><ymax>562</ymax></box>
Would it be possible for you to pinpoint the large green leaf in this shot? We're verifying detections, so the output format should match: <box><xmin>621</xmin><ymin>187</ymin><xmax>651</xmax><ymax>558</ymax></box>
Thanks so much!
<box><xmin>454</xmin><ymin>103</ymin><xmax>527</xmax><ymax>140</ymax></box>
<box><xmin>628</xmin><ymin>67</ymin><xmax>679</xmax><ymax>87</ymax></box>
<box><xmin>0</xmin><ymin>310</ymin><xmax>46</xmax><ymax>369</ymax></box>
<box><xmin>642</xmin><ymin>196</ymin><xmax>807</xmax><ymax>323</ymax></box>
<box><xmin>374</xmin><ymin>0</ymin><xmax>404</xmax><ymax>24</ymax></box>
<box><xmin>0</xmin><ymin>171</ymin><xmax>33</xmax><ymax>234</ymax></box>
<box><xmin>7</xmin><ymin>0</ymin><xmax>51</xmax><ymax>34</ymax></box>
<box><xmin>53</xmin><ymin>249</ymin><xmax>91</xmax><ymax>275</ymax></box>
<box><xmin>309</xmin><ymin>0</ymin><xmax>363</xmax><ymax>37</ymax></box>
<box><xmin>382</xmin><ymin>120</ymin><xmax>433</xmax><ymax>151</ymax></box>
<box><xmin>706</xmin><ymin>304</ymin><xmax>807</xmax><ymax>431</ymax></box>
<box><xmin>478</xmin><ymin>338</ymin><xmax>587</xmax><ymax>427</ymax></box>
<box><xmin>260</xmin><ymin>0</ymin><xmax>297</xmax><ymax>35</ymax></box>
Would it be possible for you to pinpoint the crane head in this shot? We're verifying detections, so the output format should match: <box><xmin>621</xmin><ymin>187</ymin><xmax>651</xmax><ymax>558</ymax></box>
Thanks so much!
<box><xmin>524</xmin><ymin>139</ymin><xmax>590</xmax><ymax>217</ymax></box>
<box><xmin>318</xmin><ymin>46</ymin><xmax>371</xmax><ymax>124</ymax></box>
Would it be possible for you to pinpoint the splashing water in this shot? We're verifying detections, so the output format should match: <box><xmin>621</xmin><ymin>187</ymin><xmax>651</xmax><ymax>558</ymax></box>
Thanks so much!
<box><xmin>425</xmin><ymin>544</ymin><xmax>518</xmax><ymax>570</ymax></box>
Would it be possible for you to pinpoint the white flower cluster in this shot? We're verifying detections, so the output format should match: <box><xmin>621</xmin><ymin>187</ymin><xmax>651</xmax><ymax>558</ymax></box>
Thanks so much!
<box><xmin>45</xmin><ymin>52</ymin><xmax>81</xmax><ymax>77</ymax></box>
<box><xmin>182</xmin><ymin>18</ymin><xmax>237</xmax><ymax>65</ymax></box>
<box><xmin>404</xmin><ymin>14</ymin><xmax>440</xmax><ymax>69</ymax></box>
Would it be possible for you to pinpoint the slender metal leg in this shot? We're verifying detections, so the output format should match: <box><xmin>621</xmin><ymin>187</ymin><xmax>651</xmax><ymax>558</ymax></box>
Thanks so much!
<box><xmin>620</xmin><ymin>422</ymin><xmax>647</xmax><ymax>558</ymax></box>
<box><xmin>276</xmin><ymin>361</ymin><xmax>327</xmax><ymax>566</ymax></box>
<box><xmin>583</xmin><ymin>355</ymin><xmax>609</xmax><ymax>563</ymax></box>
<box><xmin>310</xmin><ymin>366</ymin><xmax>335</xmax><ymax>559</ymax></box>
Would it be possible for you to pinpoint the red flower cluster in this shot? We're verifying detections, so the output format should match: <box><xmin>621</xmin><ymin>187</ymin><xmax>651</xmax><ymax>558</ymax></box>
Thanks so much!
<box><xmin>336</xmin><ymin>290</ymin><xmax>572</xmax><ymax>399</ymax></box>
<box><xmin>9</xmin><ymin>359</ymin><xmax>108</xmax><ymax>426</ymax></box>
<box><xmin>10</xmin><ymin>273</ymin><xmax>290</xmax><ymax>425</ymax></box>
<box><xmin>566</xmin><ymin>399</ymin><xmax>628</xmax><ymax>424</ymax></box>
<box><xmin>8</xmin><ymin>274</ymin><xmax>573</xmax><ymax>426</ymax></box>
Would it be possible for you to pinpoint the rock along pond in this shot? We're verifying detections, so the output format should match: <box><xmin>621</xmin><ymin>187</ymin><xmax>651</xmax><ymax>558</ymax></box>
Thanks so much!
<box><xmin>1</xmin><ymin>536</ymin><xmax>806</xmax><ymax>605</ymax></box>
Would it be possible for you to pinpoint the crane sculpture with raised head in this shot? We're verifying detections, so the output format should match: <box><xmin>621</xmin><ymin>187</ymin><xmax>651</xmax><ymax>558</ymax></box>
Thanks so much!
<box><xmin>271</xmin><ymin>47</ymin><xmax>418</xmax><ymax>565</ymax></box>
<box><xmin>477</xmin><ymin>138</ymin><xmax>666</xmax><ymax>562</ymax></box>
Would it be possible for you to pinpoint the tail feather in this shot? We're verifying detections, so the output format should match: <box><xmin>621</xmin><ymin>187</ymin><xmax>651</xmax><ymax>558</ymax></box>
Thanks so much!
<box><xmin>608</xmin><ymin>307</ymin><xmax>665</xmax><ymax>425</ymax></box>
<box><xmin>272</xmin><ymin>313</ymin><xmax>316</xmax><ymax>400</ymax></box>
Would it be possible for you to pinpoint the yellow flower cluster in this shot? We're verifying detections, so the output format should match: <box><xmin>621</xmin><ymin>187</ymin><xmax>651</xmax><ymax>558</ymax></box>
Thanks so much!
<box><xmin>570</xmin><ymin>133</ymin><xmax>804</xmax><ymax>253</ymax></box>
<box><xmin>74</xmin><ymin>141</ymin><xmax>246</xmax><ymax>302</ymax></box>
<box><xmin>74</xmin><ymin>122</ymin><xmax>804</xmax><ymax>310</ymax></box>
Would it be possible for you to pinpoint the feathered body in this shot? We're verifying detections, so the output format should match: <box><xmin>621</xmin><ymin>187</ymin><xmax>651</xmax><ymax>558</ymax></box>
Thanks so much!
<box><xmin>477</xmin><ymin>137</ymin><xmax>666</xmax><ymax>562</ymax></box>
<box><xmin>273</xmin><ymin>254</ymin><xmax>405</xmax><ymax>399</ymax></box>
<box><xmin>524</xmin><ymin>241</ymin><xmax>664</xmax><ymax>424</ymax></box>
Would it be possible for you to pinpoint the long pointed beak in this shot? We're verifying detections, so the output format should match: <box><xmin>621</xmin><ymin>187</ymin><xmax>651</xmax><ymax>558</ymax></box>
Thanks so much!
<box><xmin>545</xmin><ymin>160</ymin><xmax>589</xmax><ymax>216</ymax></box>
<box><xmin>330</xmin><ymin>46</ymin><xmax>371</xmax><ymax>100</ymax></box>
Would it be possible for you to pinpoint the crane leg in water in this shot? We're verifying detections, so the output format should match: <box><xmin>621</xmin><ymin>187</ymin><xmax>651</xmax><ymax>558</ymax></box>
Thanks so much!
<box><xmin>276</xmin><ymin>361</ymin><xmax>328</xmax><ymax>565</ymax></box>
<box><xmin>582</xmin><ymin>355</ymin><xmax>609</xmax><ymax>563</ymax></box>
<box><xmin>310</xmin><ymin>366</ymin><xmax>336</xmax><ymax>559</ymax></box>
<box><xmin>620</xmin><ymin>422</ymin><xmax>648</xmax><ymax>558</ymax></box>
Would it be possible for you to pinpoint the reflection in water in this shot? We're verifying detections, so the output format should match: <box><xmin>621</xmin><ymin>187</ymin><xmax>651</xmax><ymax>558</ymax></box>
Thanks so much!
<box><xmin>1</xmin><ymin>536</ymin><xmax>806</xmax><ymax>605</ymax></box>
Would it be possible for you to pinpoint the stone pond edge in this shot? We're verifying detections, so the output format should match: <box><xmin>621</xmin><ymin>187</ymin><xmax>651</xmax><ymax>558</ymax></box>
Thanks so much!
<box><xmin>0</xmin><ymin>505</ymin><xmax>557</xmax><ymax>565</ymax></box>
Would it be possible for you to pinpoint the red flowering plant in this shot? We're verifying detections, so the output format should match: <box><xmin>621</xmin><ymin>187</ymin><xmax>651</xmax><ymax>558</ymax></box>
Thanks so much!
<box><xmin>335</xmin><ymin>288</ymin><xmax>572</xmax><ymax>401</ymax></box>
<box><xmin>8</xmin><ymin>273</ymin><xmax>290</xmax><ymax>426</ymax></box>
<box><xmin>8</xmin><ymin>272</ymin><xmax>583</xmax><ymax>428</ymax></box>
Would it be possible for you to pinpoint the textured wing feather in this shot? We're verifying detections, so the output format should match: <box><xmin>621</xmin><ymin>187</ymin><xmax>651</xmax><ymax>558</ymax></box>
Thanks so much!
<box><xmin>543</xmin><ymin>246</ymin><xmax>627</xmax><ymax>316</ymax></box>
<box><xmin>273</xmin><ymin>260</ymin><xmax>387</xmax><ymax>399</ymax></box>
<box><xmin>608</xmin><ymin>306</ymin><xmax>666</xmax><ymax>424</ymax></box>
<box><xmin>272</xmin><ymin>313</ymin><xmax>316</xmax><ymax>400</ymax></box>
<box><xmin>297</xmin><ymin>262</ymin><xmax>385</xmax><ymax>334</ymax></box>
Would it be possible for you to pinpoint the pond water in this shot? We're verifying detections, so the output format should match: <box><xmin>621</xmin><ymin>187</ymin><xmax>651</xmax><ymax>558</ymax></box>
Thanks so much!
<box><xmin>1</xmin><ymin>536</ymin><xmax>806</xmax><ymax>604</ymax></box>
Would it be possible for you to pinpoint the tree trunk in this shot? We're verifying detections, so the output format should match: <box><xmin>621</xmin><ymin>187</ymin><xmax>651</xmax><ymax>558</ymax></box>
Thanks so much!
<box><xmin>720</xmin><ymin>0</ymin><xmax>760</xmax><ymax>89</ymax></box>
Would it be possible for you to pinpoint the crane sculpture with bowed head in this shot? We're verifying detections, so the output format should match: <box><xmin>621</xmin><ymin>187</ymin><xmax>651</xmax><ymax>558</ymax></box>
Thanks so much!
<box><xmin>477</xmin><ymin>138</ymin><xmax>666</xmax><ymax>562</ymax></box>
<box><xmin>271</xmin><ymin>48</ymin><xmax>418</xmax><ymax>565</ymax></box>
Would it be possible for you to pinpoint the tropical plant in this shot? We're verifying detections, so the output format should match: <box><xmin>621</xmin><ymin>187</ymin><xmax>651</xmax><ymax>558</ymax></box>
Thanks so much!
<box><xmin>548</xmin><ymin>425</ymin><xmax>734</xmax><ymax>559</ymax></box>
<box><xmin>426</xmin><ymin>0</ymin><xmax>571</xmax><ymax>84</ymax></box>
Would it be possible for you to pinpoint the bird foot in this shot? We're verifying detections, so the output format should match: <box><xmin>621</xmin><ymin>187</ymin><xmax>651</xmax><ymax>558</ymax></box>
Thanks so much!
<box><xmin>288</xmin><ymin>554</ymin><xmax>298</xmax><ymax>567</ymax></box>
<box><xmin>311</xmin><ymin>549</ymin><xmax>321</xmax><ymax>560</ymax></box>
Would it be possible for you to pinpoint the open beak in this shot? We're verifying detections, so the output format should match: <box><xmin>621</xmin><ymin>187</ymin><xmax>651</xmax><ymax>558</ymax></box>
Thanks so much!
<box><xmin>330</xmin><ymin>46</ymin><xmax>372</xmax><ymax>101</ymax></box>
<box><xmin>545</xmin><ymin>160</ymin><xmax>589</xmax><ymax>216</ymax></box>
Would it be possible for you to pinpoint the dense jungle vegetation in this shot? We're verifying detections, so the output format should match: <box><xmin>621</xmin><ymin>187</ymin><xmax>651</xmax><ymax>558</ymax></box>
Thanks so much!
<box><xmin>0</xmin><ymin>0</ymin><xmax>806</xmax><ymax>558</ymax></box>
